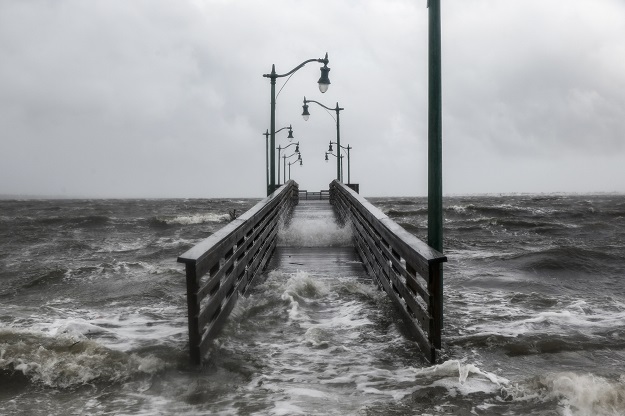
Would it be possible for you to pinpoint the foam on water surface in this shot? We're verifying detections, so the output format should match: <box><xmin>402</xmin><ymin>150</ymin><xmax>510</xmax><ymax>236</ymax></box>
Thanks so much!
<box><xmin>157</xmin><ymin>212</ymin><xmax>231</xmax><ymax>225</ymax></box>
<box><xmin>0</xmin><ymin>328</ymin><xmax>167</xmax><ymax>389</ymax></box>
<box><xmin>277</xmin><ymin>212</ymin><xmax>352</xmax><ymax>247</ymax></box>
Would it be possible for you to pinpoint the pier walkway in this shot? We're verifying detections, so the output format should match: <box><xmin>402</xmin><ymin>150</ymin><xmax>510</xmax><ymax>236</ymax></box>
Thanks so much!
<box><xmin>269</xmin><ymin>200</ymin><xmax>362</xmax><ymax>277</ymax></box>
<box><xmin>178</xmin><ymin>180</ymin><xmax>446</xmax><ymax>364</ymax></box>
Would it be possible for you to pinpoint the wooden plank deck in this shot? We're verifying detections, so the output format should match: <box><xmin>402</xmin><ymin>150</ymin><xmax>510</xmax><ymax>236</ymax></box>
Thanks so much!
<box><xmin>266</xmin><ymin>200</ymin><xmax>366</xmax><ymax>277</ymax></box>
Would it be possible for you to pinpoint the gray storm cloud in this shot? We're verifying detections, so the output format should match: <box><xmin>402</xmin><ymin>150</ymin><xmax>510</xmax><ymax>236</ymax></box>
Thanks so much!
<box><xmin>1</xmin><ymin>0</ymin><xmax>623</xmax><ymax>197</ymax></box>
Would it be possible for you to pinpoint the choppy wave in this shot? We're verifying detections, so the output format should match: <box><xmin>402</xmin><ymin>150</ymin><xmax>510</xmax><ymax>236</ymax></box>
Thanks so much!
<box><xmin>0</xmin><ymin>214</ymin><xmax>113</xmax><ymax>227</ymax></box>
<box><xmin>0</xmin><ymin>328</ymin><xmax>166</xmax><ymax>388</ymax></box>
<box><xmin>504</xmin><ymin>372</ymin><xmax>625</xmax><ymax>416</ymax></box>
<box><xmin>500</xmin><ymin>246</ymin><xmax>619</xmax><ymax>274</ymax></box>
<box><xmin>154</xmin><ymin>213</ymin><xmax>231</xmax><ymax>225</ymax></box>
<box><xmin>447</xmin><ymin>289</ymin><xmax>625</xmax><ymax>356</ymax></box>
<box><xmin>385</xmin><ymin>208</ymin><xmax>428</xmax><ymax>217</ymax></box>
<box><xmin>2</xmin><ymin>195</ymin><xmax>625</xmax><ymax>415</ymax></box>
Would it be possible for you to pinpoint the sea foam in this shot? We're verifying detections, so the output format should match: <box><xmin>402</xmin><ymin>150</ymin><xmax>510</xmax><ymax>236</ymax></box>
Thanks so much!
<box><xmin>0</xmin><ymin>328</ymin><xmax>166</xmax><ymax>388</ymax></box>
<box><xmin>277</xmin><ymin>216</ymin><xmax>352</xmax><ymax>247</ymax></box>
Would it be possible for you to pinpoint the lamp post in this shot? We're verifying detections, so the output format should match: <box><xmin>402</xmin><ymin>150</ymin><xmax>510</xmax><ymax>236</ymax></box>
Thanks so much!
<box><xmin>282</xmin><ymin>151</ymin><xmax>301</xmax><ymax>183</ymax></box>
<box><xmin>428</xmin><ymin>0</ymin><xmax>443</xmax><ymax>253</ymax></box>
<box><xmin>276</xmin><ymin>140</ymin><xmax>299</xmax><ymax>186</ymax></box>
<box><xmin>324</xmin><ymin>151</ymin><xmax>342</xmax><ymax>182</ymax></box>
<box><xmin>302</xmin><ymin>97</ymin><xmax>343</xmax><ymax>181</ymax></box>
<box><xmin>328</xmin><ymin>141</ymin><xmax>352</xmax><ymax>184</ymax></box>
<box><xmin>340</xmin><ymin>155</ymin><xmax>344</xmax><ymax>182</ymax></box>
<box><xmin>288</xmin><ymin>158</ymin><xmax>303</xmax><ymax>180</ymax></box>
<box><xmin>263</xmin><ymin>125</ymin><xmax>294</xmax><ymax>192</ymax></box>
<box><xmin>428</xmin><ymin>0</ymin><xmax>444</xmax><ymax>350</ymax></box>
<box><xmin>263</xmin><ymin>54</ymin><xmax>330</xmax><ymax>196</ymax></box>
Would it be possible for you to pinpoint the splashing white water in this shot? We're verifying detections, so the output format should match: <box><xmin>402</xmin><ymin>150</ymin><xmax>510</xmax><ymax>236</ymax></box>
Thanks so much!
<box><xmin>277</xmin><ymin>217</ymin><xmax>352</xmax><ymax>247</ymax></box>
<box><xmin>538</xmin><ymin>372</ymin><xmax>625</xmax><ymax>416</ymax></box>
<box><xmin>159</xmin><ymin>213</ymin><xmax>230</xmax><ymax>225</ymax></box>
<box><xmin>0</xmin><ymin>328</ymin><xmax>166</xmax><ymax>388</ymax></box>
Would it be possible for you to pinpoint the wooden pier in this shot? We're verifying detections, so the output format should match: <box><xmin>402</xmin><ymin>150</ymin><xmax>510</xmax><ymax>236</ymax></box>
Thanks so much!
<box><xmin>178</xmin><ymin>180</ymin><xmax>446</xmax><ymax>364</ymax></box>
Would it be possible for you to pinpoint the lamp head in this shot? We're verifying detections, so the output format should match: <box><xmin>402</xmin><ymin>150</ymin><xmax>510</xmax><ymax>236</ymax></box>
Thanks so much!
<box><xmin>325</xmin><ymin>153</ymin><xmax>329</xmax><ymax>162</ymax></box>
<box><xmin>287</xmin><ymin>125</ymin><xmax>294</xmax><ymax>141</ymax></box>
<box><xmin>328</xmin><ymin>142</ymin><xmax>333</xmax><ymax>152</ymax></box>
<box><xmin>302</xmin><ymin>102</ymin><xmax>310</xmax><ymax>121</ymax></box>
<box><xmin>295</xmin><ymin>144</ymin><xmax>299</xmax><ymax>153</ymax></box>
<box><xmin>300</xmin><ymin>160</ymin><xmax>303</xmax><ymax>166</ymax></box>
<box><xmin>318</xmin><ymin>54</ymin><xmax>330</xmax><ymax>93</ymax></box>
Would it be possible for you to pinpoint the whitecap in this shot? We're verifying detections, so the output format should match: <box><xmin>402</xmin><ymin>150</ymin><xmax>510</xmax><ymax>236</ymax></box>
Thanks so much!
<box><xmin>160</xmin><ymin>213</ymin><xmax>230</xmax><ymax>225</ymax></box>
<box><xmin>509</xmin><ymin>372</ymin><xmax>625</xmax><ymax>416</ymax></box>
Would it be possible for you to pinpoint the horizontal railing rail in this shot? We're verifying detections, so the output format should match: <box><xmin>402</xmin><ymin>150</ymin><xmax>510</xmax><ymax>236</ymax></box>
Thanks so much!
<box><xmin>298</xmin><ymin>190</ymin><xmax>330</xmax><ymax>200</ymax></box>
<box><xmin>330</xmin><ymin>180</ymin><xmax>447</xmax><ymax>362</ymax></box>
<box><xmin>178</xmin><ymin>180</ymin><xmax>299</xmax><ymax>365</ymax></box>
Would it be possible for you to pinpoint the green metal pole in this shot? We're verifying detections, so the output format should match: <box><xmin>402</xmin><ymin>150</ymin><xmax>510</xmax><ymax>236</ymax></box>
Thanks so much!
<box><xmin>428</xmin><ymin>0</ymin><xmax>444</xmax><ymax>354</ymax></box>
<box><xmin>269</xmin><ymin>65</ymin><xmax>277</xmax><ymax>196</ymax></box>
<box><xmin>335</xmin><ymin>104</ymin><xmax>341</xmax><ymax>181</ymax></box>
<box><xmin>264</xmin><ymin>130</ymin><xmax>269</xmax><ymax>194</ymax></box>
<box><xmin>347</xmin><ymin>146</ymin><xmax>351</xmax><ymax>184</ymax></box>
<box><xmin>340</xmin><ymin>156</ymin><xmax>344</xmax><ymax>182</ymax></box>
<box><xmin>277</xmin><ymin>145</ymin><xmax>282</xmax><ymax>185</ymax></box>
<box><xmin>428</xmin><ymin>0</ymin><xmax>443</xmax><ymax>253</ymax></box>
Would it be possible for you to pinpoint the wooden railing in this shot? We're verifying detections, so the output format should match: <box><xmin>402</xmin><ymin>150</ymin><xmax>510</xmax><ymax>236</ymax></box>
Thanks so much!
<box><xmin>330</xmin><ymin>180</ymin><xmax>447</xmax><ymax>362</ymax></box>
<box><xmin>178</xmin><ymin>180</ymin><xmax>299</xmax><ymax>365</ymax></box>
<box><xmin>298</xmin><ymin>189</ymin><xmax>330</xmax><ymax>200</ymax></box>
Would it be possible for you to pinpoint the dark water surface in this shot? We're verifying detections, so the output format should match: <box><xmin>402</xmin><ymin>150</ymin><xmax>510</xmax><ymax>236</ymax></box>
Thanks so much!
<box><xmin>1</xmin><ymin>195</ymin><xmax>625</xmax><ymax>415</ymax></box>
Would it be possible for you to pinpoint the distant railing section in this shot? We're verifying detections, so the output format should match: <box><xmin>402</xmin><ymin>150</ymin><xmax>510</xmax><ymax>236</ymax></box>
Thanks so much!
<box><xmin>330</xmin><ymin>180</ymin><xmax>447</xmax><ymax>362</ymax></box>
<box><xmin>178</xmin><ymin>180</ymin><xmax>299</xmax><ymax>365</ymax></box>
<box><xmin>298</xmin><ymin>189</ymin><xmax>330</xmax><ymax>200</ymax></box>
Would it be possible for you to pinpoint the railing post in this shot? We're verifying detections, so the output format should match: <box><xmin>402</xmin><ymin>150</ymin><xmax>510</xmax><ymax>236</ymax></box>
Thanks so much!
<box><xmin>330</xmin><ymin>180</ymin><xmax>446</xmax><ymax>363</ymax></box>
<box><xmin>179</xmin><ymin>182</ymin><xmax>301</xmax><ymax>365</ymax></box>
<box><xmin>428</xmin><ymin>262</ymin><xmax>443</xmax><ymax>350</ymax></box>
<box><xmin>184</xmin><ymin>262</ymin><xmax>201</xmax><ymax>365</ymax></box>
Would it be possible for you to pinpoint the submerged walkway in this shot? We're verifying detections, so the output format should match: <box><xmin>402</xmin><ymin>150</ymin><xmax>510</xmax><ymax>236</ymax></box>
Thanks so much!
<box><xmin>211</xmin><ymin>198</ymin><xmax>430</xmax><ymax>414</ymax></box>
<box><xmin>268</xmin><ymin>200</ymin><xmax>364</xmax><ymax>277</ymax></box>
<box><xmin>178</xmin><ymin>180</ymin><xmax>445</xmax><ymax>366</ymax></box>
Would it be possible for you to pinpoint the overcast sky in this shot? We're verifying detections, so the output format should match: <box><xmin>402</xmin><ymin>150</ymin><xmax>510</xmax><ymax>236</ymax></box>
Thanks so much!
<box><xmin>1</xmin><ymin>0</ymin><xmax>624</xmax><ymax>198</ymax></box>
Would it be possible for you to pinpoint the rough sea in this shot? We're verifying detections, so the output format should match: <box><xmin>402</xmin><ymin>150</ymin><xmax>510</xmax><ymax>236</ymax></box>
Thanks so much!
<box><xmin>1</xmin><ymin>194</ymin><xmax>624</xmax><ymax>415</ymax></box>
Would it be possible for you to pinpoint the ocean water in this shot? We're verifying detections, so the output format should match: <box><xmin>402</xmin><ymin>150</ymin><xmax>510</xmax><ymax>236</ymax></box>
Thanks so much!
<box><xmin>1</xmin><ymin>194</ymin><xmax>625</xmax><ymax>415</ymax></box>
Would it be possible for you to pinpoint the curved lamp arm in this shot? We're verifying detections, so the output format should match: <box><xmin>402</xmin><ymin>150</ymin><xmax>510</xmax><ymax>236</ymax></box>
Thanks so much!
<box><xmin>284</xmin><ymin>151</ymin><xmax>301</xmax><ymax>160</ymax></box>
<box><xmin>266</xmin><ymin>125</ymin><xmax>295</xmax><ymax>142</ymax></box>
<box><xmin>325</xmin><ymin>151</ymin><xmax>339</xmax><ymax>161</ymax></box>
<box><xmin>302</xmin><ymin>97</ymin><xmax>343</xmax><ymax>121</ymax></box>
<box><xmin>328</xmin><ymin>141</ymin><xmax>351</xmax><ymax>152</ymax></box>
<box><xmin>275</xmin><ymin>125</ymin><xmax>294</xmax><ymax>139</ymax></box>
<box><xmin>277</xmin><ymin>141</ymin><xmax>300</xmax><ymax>153</ymax></box>
<box><xmin>263</xmin><ymin>53</ymin><xmax>330</xmax><ymax>93</ymax></box>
